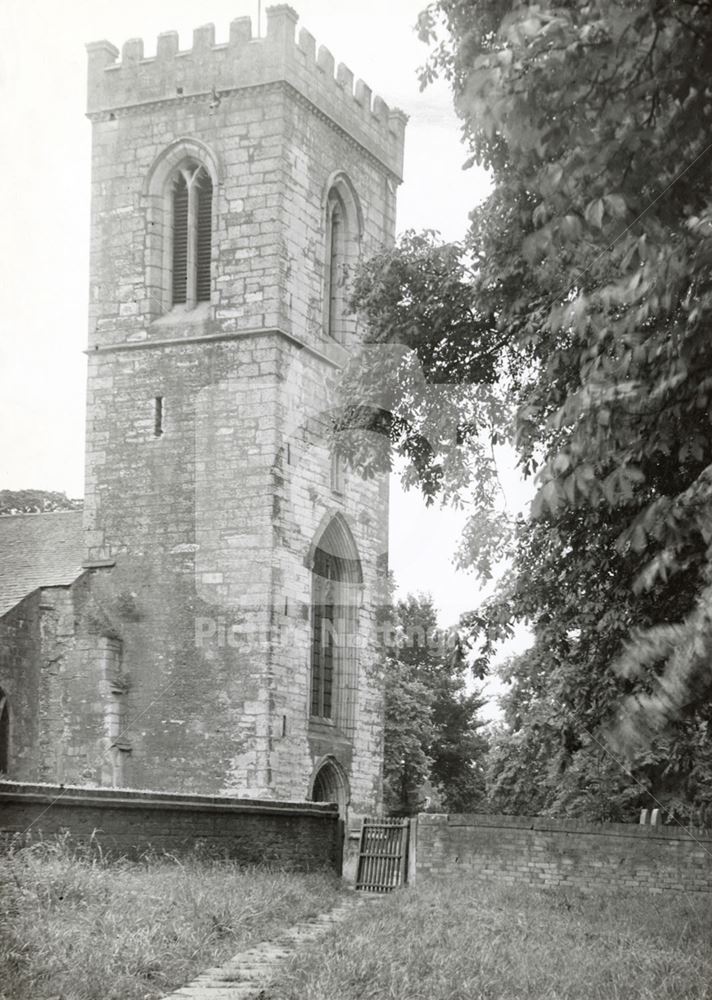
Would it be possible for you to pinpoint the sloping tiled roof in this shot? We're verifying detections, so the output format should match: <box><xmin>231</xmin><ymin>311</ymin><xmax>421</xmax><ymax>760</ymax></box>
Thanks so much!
<box><xmin>0</xmin><ymin>511</ymin><xmax>84</xmax><ymax>617</ymax></box>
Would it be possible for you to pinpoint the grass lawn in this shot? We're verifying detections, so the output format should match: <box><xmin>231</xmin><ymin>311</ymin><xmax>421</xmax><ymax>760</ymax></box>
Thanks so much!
<box><xmin>0</xmin><ymin>837</ymin><xmax>342</xmax><ymax>1000</ymax></box>
<box><xmin>268</xmin><ymin>878</ymin><xmax>712</xmax><ymax>1000</ymax></box>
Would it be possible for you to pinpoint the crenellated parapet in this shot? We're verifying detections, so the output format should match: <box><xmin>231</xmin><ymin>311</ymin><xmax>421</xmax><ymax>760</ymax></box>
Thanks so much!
<box><xmin>86</xmin><ymin>5</ymin><xmax>407</xmax><ymax>178</ymax></box>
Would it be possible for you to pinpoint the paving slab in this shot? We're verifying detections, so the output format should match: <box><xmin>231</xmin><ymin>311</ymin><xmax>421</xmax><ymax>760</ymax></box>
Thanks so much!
<box><xmin>161</xmin><ymin>890</ymin><xmax>384</xmax><ymax>1000</ymax></box>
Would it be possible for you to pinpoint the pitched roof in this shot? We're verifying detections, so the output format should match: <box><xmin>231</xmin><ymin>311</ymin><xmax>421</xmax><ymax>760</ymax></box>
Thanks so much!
<box><xmin>0</xmin><ymin>511</ymin><xmax>84</xmax><ymax>617</ymax></box>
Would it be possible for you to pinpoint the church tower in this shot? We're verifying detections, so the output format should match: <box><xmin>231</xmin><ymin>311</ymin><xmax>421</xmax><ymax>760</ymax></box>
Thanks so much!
<box><xmin>80</xmin><ymin>7</ymin><xmax>405</xmax><ymax>814</ymax></box>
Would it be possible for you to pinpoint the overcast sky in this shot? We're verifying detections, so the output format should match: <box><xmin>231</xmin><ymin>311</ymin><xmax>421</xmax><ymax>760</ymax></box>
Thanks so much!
<box><xmin>0</xmin><ymin>1</ymin><xmax>530</xmax><ymax>662</ymax></box>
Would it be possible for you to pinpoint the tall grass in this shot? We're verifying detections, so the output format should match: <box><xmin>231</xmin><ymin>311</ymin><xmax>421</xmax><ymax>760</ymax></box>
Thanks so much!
<box><xmin>269</xmin><ymin>878</ymin><xmax>712</xmax><ymax>1000</ymax></box>
<box><xmin>0</xmin><ymin>834</ymin><xmax>342</xmax><ymax>1000</ymax></box>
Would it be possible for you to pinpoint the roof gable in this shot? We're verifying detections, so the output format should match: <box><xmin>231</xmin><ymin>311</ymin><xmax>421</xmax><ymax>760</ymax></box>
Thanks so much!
<box><xmin>0</xmin><ymin>511</ymin><xmax>84</xmax><ymax>617</ymax></box>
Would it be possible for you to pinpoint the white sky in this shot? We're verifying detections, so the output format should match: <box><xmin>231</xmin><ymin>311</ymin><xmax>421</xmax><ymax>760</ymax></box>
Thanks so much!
<box><xmin>0</xmin><ymin>2</ymin><xmax>532</xmax><ymax>706</ymax></box>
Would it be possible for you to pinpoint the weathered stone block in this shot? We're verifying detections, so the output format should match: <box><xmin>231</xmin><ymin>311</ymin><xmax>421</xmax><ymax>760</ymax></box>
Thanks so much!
<box><xmin>1</xmin><ymin>12</ymin><xmax>402</xmax><ymax>825</ymax></box>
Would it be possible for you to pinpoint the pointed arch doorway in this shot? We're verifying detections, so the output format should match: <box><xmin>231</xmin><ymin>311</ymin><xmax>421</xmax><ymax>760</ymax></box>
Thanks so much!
<box><xmin>310</xmin><ymin>756</ymin><xmax>349</xmax><ymax>876</ymax></box>
<box><xmin>309</xmin><ymin>755</ymin><xmax>349</xmax><ymax>818</ymax></box>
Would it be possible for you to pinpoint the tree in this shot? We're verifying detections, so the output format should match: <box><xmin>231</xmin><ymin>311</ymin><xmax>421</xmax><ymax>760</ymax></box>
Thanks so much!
<box><xmin>484</xmin><ymin>649</ymin><xmax>650</xmax><ymax>822</ymax></box>
<box><xmin>382</xmin><ymin>656</ymin><xmax>435</xmax><ymax>815</ymax></box>
<box><xmin>0</xmin><ymin>490</ymin><xmax>83</xmax><ymax>515</ymax></box>
<box><xmin>383</xmin><ymin>594</ymin><xmax>488</xmax><ymax>814</ymax></box>
<box><xmin>347</xmin><ymin>1</ymin><xmax>712</xmax><ymax>821</ymax></box>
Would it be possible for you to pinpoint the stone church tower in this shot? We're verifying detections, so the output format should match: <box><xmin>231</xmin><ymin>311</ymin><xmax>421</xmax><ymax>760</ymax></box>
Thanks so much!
<box><xmin>74</xmin><ymin>7</ymin><xmax>405</xmax><ymax>814</ymax></box>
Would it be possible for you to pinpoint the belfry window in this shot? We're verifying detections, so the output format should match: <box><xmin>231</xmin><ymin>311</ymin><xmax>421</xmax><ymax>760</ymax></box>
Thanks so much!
<box><xmin>322</xmin><ymin>176</ymin><xmax>362</xmax><ymax>343</ymax></box>
<box><xmin>145</xmin><ymin>139</ymin><xmax>219</xmax><ymax>320</ymax></box>
<box><xmin>325</xmin><ymin>191</ymin><xmax>347</xmax><ymax>339</ymax></box>
<box><xmin>171</xmin><ymin>162</ymin><xmax>213</xmax><ymax>308</ymax></box>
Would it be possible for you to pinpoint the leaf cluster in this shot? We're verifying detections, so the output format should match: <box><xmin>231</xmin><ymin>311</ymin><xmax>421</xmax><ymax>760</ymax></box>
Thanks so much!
<box><xmin>351</xmin><ymin>0</ymin><xmax>712</xmax><ymax>819</ymax></box>
<box><xmin>0</xmin><ymin>490</ymin><xmax>83</xmax><ymax>515</ymax></box>
<box><xmin>382</xmin><ymin>594</ymin><xmax>488</xmax><ymax>814</ymax></box>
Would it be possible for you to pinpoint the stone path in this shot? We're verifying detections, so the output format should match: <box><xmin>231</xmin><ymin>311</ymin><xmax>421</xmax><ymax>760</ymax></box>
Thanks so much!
<box><xmin>163</xmin><ymin>889</ymin><xmax>382</xmax><ymax>1000</ymax></box>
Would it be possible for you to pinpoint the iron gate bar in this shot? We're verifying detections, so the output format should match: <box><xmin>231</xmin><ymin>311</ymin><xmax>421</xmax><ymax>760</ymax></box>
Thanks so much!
<box><xmin>355</xmin><ymin>817</ymin><xmax>410</xmax><ymax>892</ymax></box>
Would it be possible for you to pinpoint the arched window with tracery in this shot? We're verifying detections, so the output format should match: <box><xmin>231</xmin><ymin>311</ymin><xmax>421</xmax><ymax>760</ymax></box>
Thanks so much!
<box><xmin>171</xmin><ymin>162</ymin><xmax>213</xmax><ymax>308</ymax></box>
<box><xmin>322</xmin><ymin>174</ymin><xmax>362</xmax><ymax>342</ymax></box>
<box><xmin>310</xmin><ymin>516</ymin><xmax>362</xmax><ymax>727</ymax></box>
<box><xmin>144</xmin><ymin>139</ymin><xmax>218</xmax><ymax>319</ymax></box>
<box><xmin>311</xmin><ymin>546</ymin><xmax>338</xmax><ymax>719</ymax></box>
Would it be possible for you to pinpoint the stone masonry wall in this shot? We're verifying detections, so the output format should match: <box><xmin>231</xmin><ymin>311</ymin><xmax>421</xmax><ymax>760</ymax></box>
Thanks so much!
<box><xmin>66</xmin><ymin>7</ymin><xmax>401</xmax><ymax>806</ymax></box>
<box><xmin>0</xmin><ymin>582</ymin><xmax>98</xmax><ymax>784</ymax></box>
<box><xmin>0</xmin><ymin>782</ymin><xmax>341</xmax><ymax>871</ymax></box>
<box><xmin>0</xmin><ymin>594</ymin><xmax>42</xmax><ymax>779</ymax></box>
<box><xmin>267</xmin><ymin>342</ymin><xmax>389</xmax><ymax>813</ymax></box>
<box><xmin>80</xmin><ymin>336</ymin><xmax>281</xmax><ymax>796</ymax></box>
<box><xmin>84</xmin><ymin>6</ymin><xmax>403</xmax><ymax>352</ymax></box>
<box><xmin>414</xmin><ymin>813</ymin><xmax>712</xmax><ymax>894</ymax></box>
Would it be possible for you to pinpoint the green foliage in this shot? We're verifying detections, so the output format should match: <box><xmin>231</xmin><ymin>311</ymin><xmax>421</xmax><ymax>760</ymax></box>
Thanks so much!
<box><xmin>383</xmin><ymin>594</ymin><xmax>487</xmax><ymax>814</ymax></box>
<box><xmin>0</xmin><ymin>489</ymin><xmax>83</xmax><ymax>515</ymax></box>
<box><xmin>382</xmin><ymin>656</ymin><xmax>435</xmax><ymax>815</ymax></box>
<box><xmin>343</xmin><ymin>233</ymin><xmax>512</xmax><ymax>572</ymax></box>
<box><xmin>349</xmin><ymin>1</ymin><xmax>712</xmax><ymax>818</ymax></box>
<box><xmin>485</xmin><ymin>651</ymin><xmax>651</xmax><ymax>822</ymax></box>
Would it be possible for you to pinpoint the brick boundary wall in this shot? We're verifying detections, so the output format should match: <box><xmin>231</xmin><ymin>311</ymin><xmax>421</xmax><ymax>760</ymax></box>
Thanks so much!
<box><xmin>0</xmin><ymin>782</ymin><xmax>342</xmax><ymax>872</ymax></box>
<box><xmin>413</xmin><ymin>813</ymin><xmax>712</xmax><ymax>894</ymax></box>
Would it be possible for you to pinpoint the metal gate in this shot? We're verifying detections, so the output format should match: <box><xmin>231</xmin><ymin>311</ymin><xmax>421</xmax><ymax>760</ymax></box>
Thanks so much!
<box><xmin>355</xmin><ymin>816</ymin><xmax>410</xmax><ymax>892</ymax></box>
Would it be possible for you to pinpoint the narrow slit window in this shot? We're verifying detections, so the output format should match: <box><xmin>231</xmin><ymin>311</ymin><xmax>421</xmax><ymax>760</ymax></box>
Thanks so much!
<box><xmin>154</xmin><ymin>396</ymin><xmax>164</xmax><ymax>437</ymax></box>
<box><xmin>330</xmin><ymin>447</ymin><xmax>344</xmax><ymax>493</ymax></box>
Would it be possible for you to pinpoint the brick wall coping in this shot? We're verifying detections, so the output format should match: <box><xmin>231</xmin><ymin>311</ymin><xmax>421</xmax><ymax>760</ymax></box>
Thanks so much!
<box><xmin>418</xmin><ymin>812</ymin><xmax>712</xmax><ymax>843</ymax></box>
<box><xmin>0</xmin><ymin>781</ymin><xmax>338</xmax><ymax>818</ymax></box>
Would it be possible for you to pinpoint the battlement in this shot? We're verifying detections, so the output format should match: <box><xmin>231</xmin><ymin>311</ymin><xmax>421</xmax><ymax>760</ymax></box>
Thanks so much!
<box><xmin>86</xmin><ymin>5</ymin><xmax>406</xmax><ymax>178</ymax></box>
